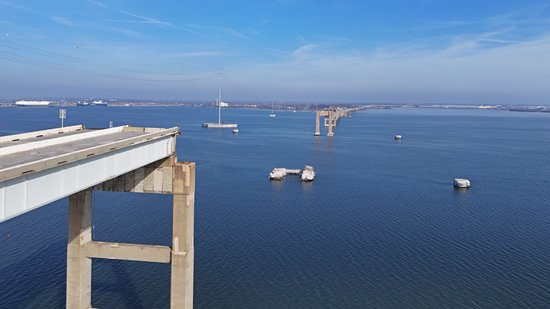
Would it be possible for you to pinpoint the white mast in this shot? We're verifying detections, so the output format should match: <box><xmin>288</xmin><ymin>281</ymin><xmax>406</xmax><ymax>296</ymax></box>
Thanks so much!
<box><xmin>217</xmin><ymin>72</ymin><xmax>223</xmax><ymax>124</ymax></box>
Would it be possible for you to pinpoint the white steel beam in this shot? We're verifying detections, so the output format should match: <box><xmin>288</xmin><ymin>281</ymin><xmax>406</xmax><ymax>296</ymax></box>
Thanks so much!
<box><xmin>0</xmin><ymin>126</ymin><xmax>179</xmax><ymax>222</ymax></box>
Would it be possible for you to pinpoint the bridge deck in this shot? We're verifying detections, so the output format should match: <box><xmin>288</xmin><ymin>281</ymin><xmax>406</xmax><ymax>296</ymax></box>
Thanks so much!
<box><xmin>0</xmin><ymin>125</ymin><xmax>179</xmax><ymax>222</ymax></box>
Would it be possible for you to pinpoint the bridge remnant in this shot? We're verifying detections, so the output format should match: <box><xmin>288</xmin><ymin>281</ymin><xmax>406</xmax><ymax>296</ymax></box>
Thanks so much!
<box><xmin>0</xmin><ymin>125</ymin><xmax>195</xmax><ymax>309</ymax></box>
<box><xmin>314</xmin><ymin>107</ymin><xmax>349</xmax><ymax>136</ymax></box>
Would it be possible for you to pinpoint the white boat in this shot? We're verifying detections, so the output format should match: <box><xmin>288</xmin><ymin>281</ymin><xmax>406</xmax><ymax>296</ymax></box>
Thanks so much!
<box><xmin>92</xmin><ymin>100</ymin><xmax>108</xmax><ymax>106</ymax></box>
<box><xmin>202</xmin><ymin>122</ymin><xmax>238</xmax><ymax>128</ymax></box>
<box><xmin>269</xmin><ymin>103</ymin><xmax>276</xmax><ymax>117</ymax></box>
<box><xmin>269</xmin><ymin>166</ymin><xmax>313</xmax><ymax>181</ymax></box>
<box><xmin>202</xmin><ymin>74</ymin><xmax>238</xmax><ymax>129</ymax></box>
<box><xmin>394</xmin><ymin>134</ymin><xmax>402</xmax><ymax>140</ymax></box>
<box><xmin>269</xmin><ymin>168</ymin><xmax>286</xmax><ymax>180</ymax></box>
<box><xmin>232</xmin><ymin>128</ymin><xmax>239</xmax><ymax>133</ymax></box>
<box><xmin>15</xmin><ymin>100</ymin><xmax>50</xmax><ymax>107</ymax></box>
<box><xmin>453</xmin><ymin>178</ymin><xmax>471</xmax><ymax>188</ymax></box>
<box><xmin>77</xmin><ymin>100</ymin><xmax>108</xmax><ymax>107</ymax></box>
<box><xmin>301</xmin><ymin>165</ymin><xmax>315</xmax><ymax>182</ymax></box>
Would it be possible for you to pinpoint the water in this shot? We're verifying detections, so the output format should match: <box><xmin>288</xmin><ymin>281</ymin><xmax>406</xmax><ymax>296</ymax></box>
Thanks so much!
<box><xmin>1</xmin><ymin>106</ymin><xmax>550</xmax><ymax>308</ymax></box>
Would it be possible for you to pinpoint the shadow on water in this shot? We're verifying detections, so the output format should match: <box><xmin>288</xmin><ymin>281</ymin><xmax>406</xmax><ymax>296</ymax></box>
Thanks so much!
<box><xmin>269</xmin><ymin>179</ymin><xmax>284</xmax><ymax>191</ymax></box>
<box><xmin>300</xmin><ymin>181</ymin><xmax>314</xmax><ymax>192</ymax></box>
<box><xmin>93</xmin><ymin>260</ymin><xmax>146</xmax><ymax>309</ymax></box>
<box><xmin>0</xmin><ymin>241</ymin><xmax>148</xmax><ymax>308</ymax></box>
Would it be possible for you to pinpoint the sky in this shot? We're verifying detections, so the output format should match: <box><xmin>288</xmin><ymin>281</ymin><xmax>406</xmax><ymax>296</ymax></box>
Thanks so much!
<box><xmin>1</xmin><ymin>0</ymin><xmax>550</xmax><ymax>104</ymax></box>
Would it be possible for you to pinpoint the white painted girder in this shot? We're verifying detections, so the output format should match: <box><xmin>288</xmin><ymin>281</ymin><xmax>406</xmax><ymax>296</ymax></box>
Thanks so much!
<box><xmin>0</xmin><ymin>126</ymin><xmax>178</xmax><ymax>222</ymax></box>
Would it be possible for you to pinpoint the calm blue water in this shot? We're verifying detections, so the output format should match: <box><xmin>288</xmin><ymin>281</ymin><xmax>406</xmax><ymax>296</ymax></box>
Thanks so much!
<box><xmin>1</xmin><ymin>106</ymin><xmax>550</xmax><ymax>308</ymax></box>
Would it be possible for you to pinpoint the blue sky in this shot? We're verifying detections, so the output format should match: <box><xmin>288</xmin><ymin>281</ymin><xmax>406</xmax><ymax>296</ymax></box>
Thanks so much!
<box><xmin>1</xmin><ymin>0</ymin><xmax>550</xmax><ymax>104</ymax></box>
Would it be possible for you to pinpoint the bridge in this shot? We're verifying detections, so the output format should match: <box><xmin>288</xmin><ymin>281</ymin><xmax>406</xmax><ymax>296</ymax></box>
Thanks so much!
<box><xmin>314</xmin><ymin>106</ymin><xmax>366</xmax><ymax>136</ymax></box>
<box><xmin>0</xmin><ymin>125</ymin><xmax>195</xmax><ymax>308</ymax></box>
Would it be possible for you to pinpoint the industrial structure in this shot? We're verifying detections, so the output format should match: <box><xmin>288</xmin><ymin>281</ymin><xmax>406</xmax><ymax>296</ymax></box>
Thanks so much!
<box><xmin>0</xmin><ymin>125</ymin><xmax>195</xmax><ymax>308</ymax></box>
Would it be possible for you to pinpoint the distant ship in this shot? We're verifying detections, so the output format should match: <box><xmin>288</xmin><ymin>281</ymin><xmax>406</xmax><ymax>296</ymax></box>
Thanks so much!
<box><xmin>15</xmin><ymin>100</ymin><xmax>51</xmax><ymax>107</ymax></box>
<box><xmin>269</xmin><ymin>103</ymin><xmax>276</xmax><ymax>118</ymax></box>
<box><xmin>76</xmin><ymin>100</ymin><xmax>108</xmax><ymax>107</ymax></box>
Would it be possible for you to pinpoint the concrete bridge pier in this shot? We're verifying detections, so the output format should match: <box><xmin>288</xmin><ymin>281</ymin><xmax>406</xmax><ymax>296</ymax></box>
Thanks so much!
<box><xmin>66</xmin><ymin>156</ymin><xmax>196</xmax><ymax>309</ymax></box>
<box><xmin>315</xmin><ymin>109</ymin><xmax>340</xmax><ymax>137</ymax></box>
<box><xmin>66</xmin><ymin>189</ymin><xmax>93</xmax><ymax>308</ymax></box>
<box><xmin>326</xmin><ymin>111</ymin><xmax>334</xmax><ymax>137</ymax></box>
<box><xmin>314</xmin><ymin>111</ymin><xmax>321</xmax><ymax>136</ymax></box>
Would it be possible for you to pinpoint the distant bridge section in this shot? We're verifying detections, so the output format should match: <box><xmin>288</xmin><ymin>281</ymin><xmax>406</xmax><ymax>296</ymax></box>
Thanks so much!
<box><xmin>314</xmin><ymin>106</ymin><xmax>366</xmax><ymax>136</ymax></box>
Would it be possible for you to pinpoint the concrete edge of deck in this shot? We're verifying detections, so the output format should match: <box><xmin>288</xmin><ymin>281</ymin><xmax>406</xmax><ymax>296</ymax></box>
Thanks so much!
<box><xmin>0</xmin><ymin>125</ymin><xmax>180</xmax><ymax>183</ymax></box>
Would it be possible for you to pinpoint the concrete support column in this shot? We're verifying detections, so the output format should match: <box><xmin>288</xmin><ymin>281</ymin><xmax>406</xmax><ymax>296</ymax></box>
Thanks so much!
<box><xmin>66</xmin><ymin>189</ymin><xmax>93</xmax><ymax>309</ymax></box>
<box><xmin>314</xmin><ymin>111</ymin><xmax>320</xmax><ymax>136</ymax></box>
<box><xmin>171</xmin><ymin>162</ymin><xmax>196</xmax><ymax>309</ymax></box>
<box><xmin>327</xmin><ymin>111</ymin><xmax>334</xmax><ymax>136</ymax></box>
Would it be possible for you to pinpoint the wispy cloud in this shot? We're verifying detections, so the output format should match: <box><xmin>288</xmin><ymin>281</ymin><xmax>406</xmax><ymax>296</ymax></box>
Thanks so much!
<box><xmin>229</xmin><ymin>26</ymin><xmax>550</xmax><ymax>103</ymax></box>
<box><xmin>118</xmin><ymin>10</ymin><xmax>172</xmax><ymax>26</ymax></box>
<box><xmin>386</xmin><ymin>19</ymin><xmax>481</xmax><ymax>33</ymax></box>
<box><xmin>437</xmin><ymin>30</ymin><xmax>517</xmax><ymax>56</ymax></box>
<box><xmin>271</xmin><ymin>0</ymin><xmax>299</xmax><ymax>5</ymax></box>
<box><xmin>261</xmin><ymin>19</ymin><xmax>273</xmax><ymax>26</ymax></box>
<box><xmin>86</xmin><ymin>0</ymin><xmax>107</xmax><ymax>8</ymax></box>
<box><xmin>188</xmin><ymin>24</ymin><xmax>251</xmax><ymax>39</ymax></box>
<box><xmin>0</xmin><ymin>0</ymin><xmax>32</xmax><ymax>11</ymax></box>
<box><xmin>166</xmin><ymin>51</ymin><xmax>223</xmax><ymax>58</ymax></box>
<box><xmin>96</xmin><ymin>25</ymin><xmax>147</xmax><ymax>39</ymax></box>
<box><xmin>48</xmin><ymin>14</ymin><xmax>144</xmax><ymax>39</ymax></box>
<box><xmin>291</xmin><ymin>44</ymin><xmax>319</xmax><ymax>57</ymax></box>
<box><xmin>387</xmin><ymin>5</ymin><xmax>550</xmax><ymax>42</ymax></box>
<box><xmin>51</xmin><ymin>16</ymin><xmax>76</xmax><ymax>27</ymax></box>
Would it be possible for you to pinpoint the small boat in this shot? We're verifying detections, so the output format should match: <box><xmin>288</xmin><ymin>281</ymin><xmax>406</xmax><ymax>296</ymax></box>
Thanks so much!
<box><xmin>202</xmin><ymin>74</ymin><xmax>238</xmax><ymax>128</ymax></box>
<box><xmin>453</xmin><ymin>178</ymin><xmax>471</xmax><ymax>188</ymax></box>
<box><xmin>394</xmin><ymin>135</ymin><xmax>402</xmax><ymax>140</ymax></box>
<box><xmin>269</xmin><ymin>102</ymin><xmax>276</xmax><ymax>117</ymax></box>
<box><xmin>202</xmin><ymin>122</ymin><xmax>238</xmax><ymax>128</ymax></box>
<box><xmin>76</xmin><ymin>100</ymin><xmax>108</xmax><ymax>107</ymax></box>
<box><xmin>232</xmin><ymin>128</ymin><xmax>239</xmax><ymax>133</ymax></box>
<box><xmin>301</xmin><ymin>165</ymin><xmax>315</xmax><ymax>182</ymax></box>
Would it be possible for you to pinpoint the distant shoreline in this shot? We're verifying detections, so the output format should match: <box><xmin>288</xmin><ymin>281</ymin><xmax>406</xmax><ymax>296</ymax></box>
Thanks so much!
<box><xmin>1</xmin><ymin>101</ymin><xmax>550</xmax><ymax>113</ymax></box>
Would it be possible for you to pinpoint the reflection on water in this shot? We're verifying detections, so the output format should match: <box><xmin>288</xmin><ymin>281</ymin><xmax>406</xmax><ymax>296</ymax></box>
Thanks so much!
<box><xmin>269</xmin><ymin>179</ymin><xmax>284</xmax><ymax>191</ymax></box>
<box><xmin>314</xmin><ymin>135</ymin><xmax>333</xmax><ymax>154</ymax></box>
<box><xmin>300</xmin><ymin>180</ymin><xmax>314</xmax><ymax>192</ymax></box>
<box><xmin>453</xmin><ymin>187</ymin><xmax>471</xmax><ymax>204</ymax></box>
